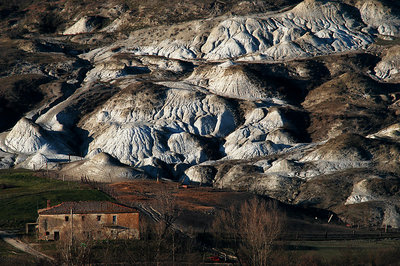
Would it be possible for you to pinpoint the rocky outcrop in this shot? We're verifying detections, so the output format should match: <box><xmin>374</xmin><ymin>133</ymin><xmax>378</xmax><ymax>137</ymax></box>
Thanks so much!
<box><xmin>63</xmin><ymin>16</ymin><xmax>106</xmax><ymax>35</ymax></box>
<box><xmin>79</xmin><ymin>82</ymin><xmax>237</xmax><ymax>170</ymax></box>
<box><xmin>368</xmin><ymin>123</ymin><xmax>400</xmax><ymax>141</ymax></box>
<box><xmin>16</xmin><ymin>153</ymin><xmax>51</xmax><ymax>170</ymax></box>
<box><xmin>80</xmin><ymin>0</ymin><xmax>374</xmax><ymax>62</ymax></box>
<box><xmin>374</xmin><ymin>45</ymin><xmax>400</xmax><ymax>82</ymax></box>
<box><xmin>357</xmin><ymin>0</ymin><xmax>400</xmax><ymax>37</ymax></box>
<box><xmin>2</xmin><ymin>118</ymin><xmax>70</xmax><ymax>155</ymax></box>
<box><xmin>0</xmin><ymin>151</ymin><xmax>15</xmax><ymax>169</ymax></box>
<box><xmin>203</xmin><ymin>0</ymin><xmax>372</xmax><ymax>60</ymax></box>
<box><xmin>223</xmin><ymin>107</ymin><xmax>295</xmax><ymax>159</ymax></box>
<box><xmin>187</xmin><ymin>61</ymin><xmax>287</xmax><ymax>102</ymax></box>
<box><xmin>59</xmin><ymin>152</ymin><xmax>145</xmax><ymax>182</ymax></box>
<box><xmin>183</xmin><ymin>163</ymin><xmax>217</xmax><ymax>185</ymax></box>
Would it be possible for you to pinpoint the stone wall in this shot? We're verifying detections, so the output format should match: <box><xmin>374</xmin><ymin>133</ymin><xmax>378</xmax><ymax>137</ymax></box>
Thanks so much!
<box><xmin>37</xmin><ymin>212</ymin><xmax>139</xmax><ymax>241</ymax></box>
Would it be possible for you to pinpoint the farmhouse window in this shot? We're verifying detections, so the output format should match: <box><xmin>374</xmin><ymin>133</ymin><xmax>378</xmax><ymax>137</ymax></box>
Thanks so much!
<box><xmin>82</xmin><ymin>215</ymin><xmax>85</xmax><ymax>221</ymax></box>
<box><xmin>65</xmin><ymin>216</ymin><xmax>69</xmax><ymax>222</ymax></box>
<box><xmin>45</xmin><ymin>231</ymin><xmax>49</xmax><ymax>236</ymax></box>
<box><xmin>113</xmin><ymin>215</ymin><xmax>117</xmax><ymax>224</ymax></box>
<box><xmin>97</xmin><ymin>215</ymin><xmax>101</xmax><ymax>221</ymax></box>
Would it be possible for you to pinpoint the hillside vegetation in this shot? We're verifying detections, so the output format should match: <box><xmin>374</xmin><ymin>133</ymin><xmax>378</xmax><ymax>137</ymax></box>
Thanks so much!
<box><xmin>0</xmin><ymin>170</ymin><xmax>112</xmax><ymax>229</ymax></box>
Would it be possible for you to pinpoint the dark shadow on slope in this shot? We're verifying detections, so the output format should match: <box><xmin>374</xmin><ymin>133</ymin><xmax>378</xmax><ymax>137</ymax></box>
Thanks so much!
<box><xmin>0</xmin><ymin>74</ymin><xmax>52</xmax><ymax>131</ymax></box>
<box><xmin>303</xmin><ymin>71</ymin><xmax>400</xmax><ymax>141</ymax></box>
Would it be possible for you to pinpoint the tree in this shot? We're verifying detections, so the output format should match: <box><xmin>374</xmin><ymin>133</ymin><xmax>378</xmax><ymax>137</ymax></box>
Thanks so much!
<box><xmin>213</xmin><ymin>197</ymin><xmax>285</xmax><ymax>266</ymax></box>
<box><xmin>152</xmin><ymin>186</ymin><xmax>181</xmax><ymax>264</ymax></box>
<box><xmin>56</xmin><ymin>217</ymin><xmax>99</xmax><ymax>265</ymax></box>
<box><xmin>56</xmin><ymin>231</ymin><xmax>95</xmax><ymax>264</ymax></box>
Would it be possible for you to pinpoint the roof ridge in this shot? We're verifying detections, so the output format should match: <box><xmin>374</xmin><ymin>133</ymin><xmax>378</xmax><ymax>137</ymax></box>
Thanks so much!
<box><xmin>38</xmin><ymin>201</ymin><xmax>138</xmax><ymax>215</ymax></box>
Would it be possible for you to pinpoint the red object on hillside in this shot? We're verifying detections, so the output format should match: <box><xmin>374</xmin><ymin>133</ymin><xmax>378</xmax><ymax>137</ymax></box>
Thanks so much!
<box><xmin>210</xmin><ymin>256</ymin><xmax>220</xmax><ymax>262</ymax></box>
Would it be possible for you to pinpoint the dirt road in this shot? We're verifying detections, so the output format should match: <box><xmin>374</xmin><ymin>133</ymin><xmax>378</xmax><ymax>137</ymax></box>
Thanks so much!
<box><xmin>0</xmin><ymin>230</ymin><xmax>55</xmax><ymax>262</ymax></box>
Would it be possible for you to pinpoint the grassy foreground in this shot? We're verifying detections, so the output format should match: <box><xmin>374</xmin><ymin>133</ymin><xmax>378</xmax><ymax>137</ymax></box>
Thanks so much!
<box><xmin>276</xmin><ymin>239</ymin><xmax>400</xmax><ymax>265</ymax></box>
<box><xmin>0</xmin><ymin>239</ymin><xmax>38</xmax><ymax>265</ymax></box>
<box><xmin>0</xmin><ymin>169</ymin><xmax>112</xmax><ymax>230</ymax></box>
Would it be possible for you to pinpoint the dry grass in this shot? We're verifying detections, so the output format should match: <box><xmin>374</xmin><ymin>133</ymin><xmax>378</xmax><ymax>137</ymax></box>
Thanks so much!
<box><xmin>109</xmin><ymin>179</ymin><xmax>252</xmax><ymax>212</ymax></box>
<box><xmin>107</xmin><ymin>180</ymin><xmax>367</xmax><ymax>234</ymax></box>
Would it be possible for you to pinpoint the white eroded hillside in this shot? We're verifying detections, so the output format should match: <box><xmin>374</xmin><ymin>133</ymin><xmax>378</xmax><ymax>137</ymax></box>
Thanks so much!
<box><xmin>80</xmin><ymin>0</ymin><xmax>377</xmax><ymax>62</ymax></box>
<box><xmin>1</xmin><ymin>0</ymin><xmax>400</xmax><ymax>228</ymax></box>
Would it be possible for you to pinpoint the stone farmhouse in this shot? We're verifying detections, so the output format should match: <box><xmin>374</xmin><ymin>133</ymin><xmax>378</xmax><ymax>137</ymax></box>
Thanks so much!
<box><xmin>37</xmin><ymin>201</ymin><xmax>139</xmax><ymax>241</ymax></box>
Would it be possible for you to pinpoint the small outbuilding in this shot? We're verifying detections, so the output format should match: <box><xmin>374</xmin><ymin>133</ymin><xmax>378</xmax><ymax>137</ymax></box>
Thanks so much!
<box><xmin>37</xmin><ymin>201</ymin><xmax>139</xmax><ymax>241</ymax></box>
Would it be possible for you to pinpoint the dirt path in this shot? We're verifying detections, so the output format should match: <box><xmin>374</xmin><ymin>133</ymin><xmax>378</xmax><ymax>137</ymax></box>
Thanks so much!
<box><xmin>0</xmin><ymin>230</ymin><xmax>55</xmax><ymax>262</ymax></box>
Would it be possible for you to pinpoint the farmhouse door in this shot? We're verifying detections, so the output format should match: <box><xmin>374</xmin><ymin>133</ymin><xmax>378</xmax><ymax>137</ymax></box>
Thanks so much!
<box><xmin>54</xmin><ymin>231</ymin><xmax>60</xmax><ymax>241</ymax></box>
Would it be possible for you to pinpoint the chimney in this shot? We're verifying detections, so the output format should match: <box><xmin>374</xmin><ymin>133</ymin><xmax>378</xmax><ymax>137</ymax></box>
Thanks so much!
<box><xmin>47</xmin><ymin>200</ymin><xmax>51</xmax><ymax>209</ymax></box>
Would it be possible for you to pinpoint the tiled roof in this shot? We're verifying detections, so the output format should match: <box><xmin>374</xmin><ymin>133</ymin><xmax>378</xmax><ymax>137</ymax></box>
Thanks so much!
<box><xmin>38</xmin><ymin>201</ymin><xmax>138</xmax><ymax>215</ymax></box>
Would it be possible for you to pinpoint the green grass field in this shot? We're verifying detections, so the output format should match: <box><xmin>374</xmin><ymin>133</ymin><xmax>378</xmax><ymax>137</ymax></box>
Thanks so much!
<box><xmin>0</xmin><ymin>169</ymin><xmax>112</xmax><ymax>230</ymax></box>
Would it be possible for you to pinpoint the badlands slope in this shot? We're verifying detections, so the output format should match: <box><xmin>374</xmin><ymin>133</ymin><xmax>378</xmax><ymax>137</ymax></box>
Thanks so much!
<box><xmin>0</xmin><ymin>0</ymin><xmax>400</xmax><ymax>227</ymax></box>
